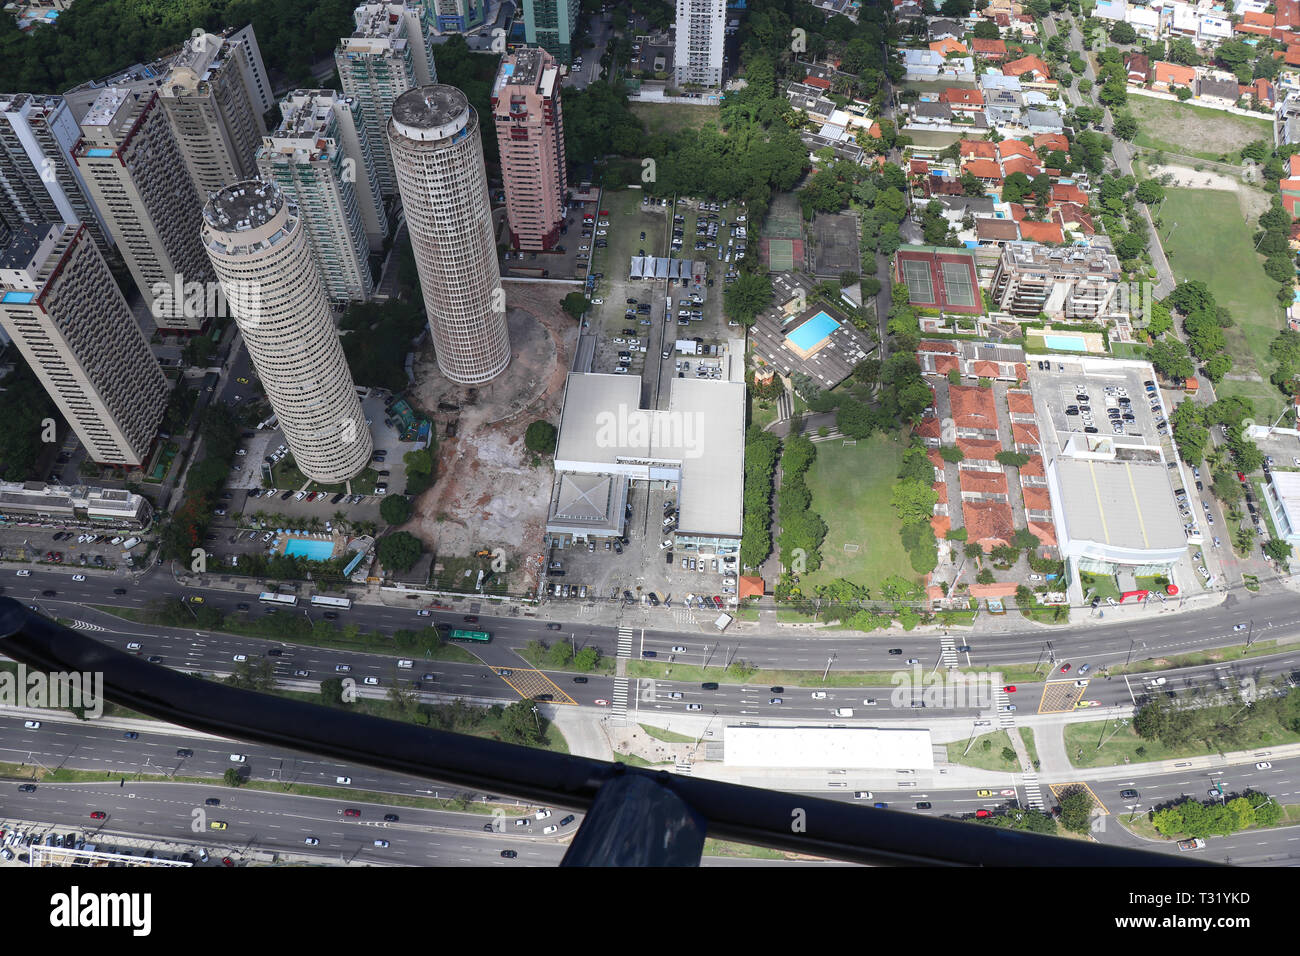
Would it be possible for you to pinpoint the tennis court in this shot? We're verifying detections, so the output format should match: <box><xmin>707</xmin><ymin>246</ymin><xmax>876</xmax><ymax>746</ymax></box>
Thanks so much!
<box><xmin>763</xmin><ymin>192</ymin><xmax>803</xmax><ymax>239</ymax></box>
<box><xmin>764</xmin><ymin>238</ymin><xmax>798</xmax><ymax>271</ymax></box>
<box><xmin>940</xmin><ymin>260</ymin><xmax>978</xmax><ymax>310</ymax></box>
<box><xmin>900</xmin><ymin>257</ymin><xmax>935</xmax><ymax>304</ymax></box>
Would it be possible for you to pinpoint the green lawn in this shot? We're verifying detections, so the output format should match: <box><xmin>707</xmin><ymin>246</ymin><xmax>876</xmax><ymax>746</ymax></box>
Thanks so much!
<box><xmin>1079</xmin><ymin>572</ymin><xmax>1120</xmax><ymax>602</ymax></box>
<box><xmin>1065</xmin><ymin>714</ymin><xmax>1300</xmax><ymax>769</ymax></box>
<box><xmin>801</xmin><ymin>433</ymin><xmax>915</xmax><ymax>591</ymax></box>
<box><xmin>1157</xmin><ymin>187</ymin><xmax>1286</xmax><ymax>421</ymax></box>
<box><xmin>1128</xmin><ymin>97</ymin><xmax>1273</xmax><ymax>162</ymax></box>
<box><xmin>945</xmin><ymin>731</ymin><xmax>1020</xmax><ymax>771</ymax></box>
<box><xmin>630</xmin><ymin>101</ymin><xmax>720</xmax><ymax>137</ymax></box>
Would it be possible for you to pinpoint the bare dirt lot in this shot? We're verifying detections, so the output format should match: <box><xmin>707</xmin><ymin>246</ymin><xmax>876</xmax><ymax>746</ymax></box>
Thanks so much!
<box><xmin>405</xmin><ymin>282</ymin><xmax>578</xmax><ymax>593</ymax></box>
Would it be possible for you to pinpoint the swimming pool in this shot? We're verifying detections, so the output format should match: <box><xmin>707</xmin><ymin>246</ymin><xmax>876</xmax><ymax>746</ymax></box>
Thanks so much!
<box><xmin>786</xmin><ymin>311</ymin><xmax>841</xmax><ymax>351</ymax></box>
<box><xmin>1042</xmin><ymin>334</ymin><xmax>1088</xmax><ymax>352</ymax></box>
<box><xmin>283</xmin><ymin>538</ymin><xmax>336</xmax><ymax>562</ymax></box>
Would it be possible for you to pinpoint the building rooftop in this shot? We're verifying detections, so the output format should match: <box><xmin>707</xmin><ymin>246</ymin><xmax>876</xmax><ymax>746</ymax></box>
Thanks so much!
<box><xmin>203</xmin><ymin>180</ymin><xmax>284</xmax><ymax>231</ymax></box>
<box><xmin>1052</xmin><ymin>457</ymin><xmax>1187</xmax><ymax>554</ymax></box>
<box><xmin>494</xmin><ymin>47</ymin><xmax>544</xmax><ymax>96</ymax></box>
<box><xmin>0</xmin><ymin>222</ymin><xmax>54</xmax><ymax>273</ymax></box>
<box><xmin>1000</xmin><ymin>241</ymin><xmax>1121</xmax><ymax>278</ymax></box>
<box><xmin>390</xmin><ymin>85</ymin><xmax>470</xmax><ymax>141</ymax></box>
<box><xmin>81</xmin><ymin>87</ymin><xmax>131</xmax><ymax>128</ymax></box>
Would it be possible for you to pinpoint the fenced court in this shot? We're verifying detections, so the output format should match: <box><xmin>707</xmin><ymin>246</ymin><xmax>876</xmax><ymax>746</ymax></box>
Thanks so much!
<box><xmin>811</xmin><ymin>211</ymin><xmax>859</xmax><ymax>277</ymax></box>
<box><xmin>763</xmin><ymin>237</ymin><xmax>802</xmax><ymax>271</ymax></box>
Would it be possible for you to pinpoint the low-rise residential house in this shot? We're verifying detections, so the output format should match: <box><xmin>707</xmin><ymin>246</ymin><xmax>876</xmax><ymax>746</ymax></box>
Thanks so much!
<box><xmin>1092</xmin><ymin>0</ymin><xmax>1127</xmax><ymax>22</ymax></box>
<box><xmin>912</xmin><ymin>101</ymin><xmax>955</xmax><ymax>125</ymax></box>
<box><xmin>1151</xmin><ymin>60</ymin><xmax>1195</xmax><ymax>92</ymax></box>
<box><xmin>1016</xmin><ymin>219</ymin><xmax>1065</xmax><ymax>244</ymax></box>
<box><xmin>903</xmin><ymin>49</ymin><xmax>976</xmax><ymax>81</ymax></box>
<box><xmin>984</xmin><ymin>87</ymin><xmax>1025</xmax><ymax>127</ymax></box>
<box><xmin>971</xmin><ymin>37</ymin><xmax>1007</xmax><ymax>61</ymax></box>
<box><xmin>1126</xmin><ymin>5</ymin><xmax>1161</xmax><ymax>38</ymax></box>
<box><xmin>1024</xmin><ymin>108</ymin><xmax>1064</xmax><ymax>133</ymax></box>
<box><xmin>1236</xmin><ymin>10</ymin><xmax>1276</xmax><ymax>37</ymax></box>
<box><xmin>1196</xmin><ymin>72</ymin><xmax>1242</xmax><ymax>107</ymax></box>
<box><xmin>941</xmin><ymin>87</ymin><xmax>986</xmax><ymax>113</ymax></box>
<box><xmin>1003</xmin><ymin>55</ymin><xmax>1052</xmax><ymax>84</ymax></box>
<box><xmin>1034</xmin><ymin>132</ymin><xmax>1069</xmax><ymax>155</ymax></box>
<box><xmin>1125</xmin><ymin>53</ymin><xmax>1150</xmax><ymax>84</ymax></box>
<box><xmin>930</xmin><ymin>37</ymin><xmax>970</xmax><ymax>57</ymax></box>
<box><xmin>927</xmin><ymin>17</ymin><xmax>964</xmax><ymax>41</ymax></box>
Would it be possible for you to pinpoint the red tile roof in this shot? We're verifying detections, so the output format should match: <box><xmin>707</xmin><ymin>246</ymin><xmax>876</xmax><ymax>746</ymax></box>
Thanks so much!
<box><xmin>1026</xmin><ymin>520</ymin><xmax>1057</xmax><ymax>547</ymax></box>
<box><xmin>1011</xmin><ymin>422</ymin><xmax>1041</xmax><ymax>447</ymax></box>
<box><xmin>1005</xmin><ymin>391</ymin><xmax>1035</xmax><ymax>416</ymax></box>
<box><xmin>1017</xmin><ymin>219</ymin><xmax>1065</xmax><ymax>243</ymax></box>
<box><xmin>941</xmin><ymin>87</ymin><xmax>985</xmax><ymax>108</ymax></box>
<box><xmin>1003</xmin><ymin>55</ymin><xmax>1051</xmax><ymax>80</ymax></box>
<box><xmin>738</xmin><ymin>575</ymin><xmax>764</xmax><ymax>599</ymax></box>
<box><xmin>910</xmin><ymin>158</ymin><xmax>930</xmax><ymax>175</ymax></box>
<box><xmin>1013</xmin><ymin>363</ymin><xmax>1029</xmax><ymax>382</ymax></box>
<box><xmin>949</xmin><ymin>384</ymin><xmax>999</xmax><ymax>429</ymax></box>
<box><xmin>1153</xmin><ymin>61</ymin><xmax>1196</xmax><ymax>86</ymax></box>
<box><xmin>1007</xmin><ymin>202</ymin><xmax>1028</xmax><ymax>221</ymax></box>
<box><xmin>1033</xmin><ymin>133</ymin><xmax>1069</xmax><ymax>153</ymax></box>
<box><xmin>931</xmin><ymin>513</ymin><xmax>952</xmax><ymax>538</ymax></box>
<box><xmin>1021</xmin><ymin>486</ymin><xmax>1053</xmax><ymax>511</ymax></box>
<box><xmin>962</xmin><ymin>499</ymin><xmax>1015</xmax><ymax>550</ymax></box>
<box><xmin>913</xmin><ymin>416</ymin><xmax>942</xmax><ymax>439</ymax></box>
<box><xmin>971</xmin><ymin>37</ymin><xmax>1007</xmax><ymax>57</ymax></box>
<box><xmin>920</xmin><ymin>339</ymin><xmax>960</xmax><ymax>353</ymax></box>
<box><xmin>959</xmin><ymin>469</ymin><xmax>1010</xmax><ymax>496</ymax></box>
<box><xmin>1244</xmin><ymin>10</ymin><xmax>1276</xmax><ymax>27</ymax></box>
<box><xmin>1236</xmin><ymin>22</ymin><xmax>1275</xmax><ymax>37</ymax></box>
<box><xmin>970</xmin><ymin>359</ymin><xmax>1004</xmax><ymax>379</ymax></box>
<box><xmin>930</xmin><ymin>37</ymin><xmax>969</xmax><ymax>56</ymax></box>
<box><xmin>1000</xmin><ymin>155</ymin><xmax>1041</xmax><ymax>178</ymax></box>
<box><xmin>1287</xmin><ymin>44</ymin><xmax>1300</xmax><ymax>67</ymax></box>
<box><xmin>956</xmin><ymin>437</ymin><xmax>1004</xmax><ymax>461</ymax></box>
<box><xmin>964</xmin><ymin>158</ymin><xmax>1004</xmax><ymax>181</ymax></box>
<box><xmin>934</xmin><ymin>481</ymin><xmax>949</xmax><ymax>505</ymax></box>
<box><xmin>1054</xmin><ymin>203</ymin><xmax>1095</xmax><ymax>234</ymax></box>
<box><xmin>1019</xmin><ymin>454</ymin><xmax>1045</xmax><ymax>477</ymax></box>
<box><xmin>969</xmin><ymin>581</ymin><xmax>1020</xmax><ymax>597</ymax></box>
<box><xmin>997</xmin><ymin>139</ymin><xmax>1036</xmax><ymax>161</ymax></box>
<box><xmin>960</xmin><ymin>139</ymin><xmax>998</xmax><ymax>160</ymax></box>
<box><xmin>803</xmin><ymin>75</ymin><xmax>832</xmax><ymax>90</ymax></box>
<box><xmin>1279</xmin><ymin>0</ymin><xmax>1300</xmax><ymax>30</ymax></box>
<box><xmin>1291</xmin><ymin>155</ymin><xmax>1300</xmax><ymax>178</ymax></box>
<box><xmin>927</xmin><ymin>448</ymin><xmax>947</xmax><ymax>471</ymax></box>
<box><xmin>1051</xmin><ymin>183</ymin><xmax>1089</xmax><ymax>207</ymax></box>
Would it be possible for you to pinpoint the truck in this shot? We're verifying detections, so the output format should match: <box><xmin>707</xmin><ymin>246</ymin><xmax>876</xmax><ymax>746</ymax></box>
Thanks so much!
<box><xmin>714</xmin><ymin>613</ymin><xmax>732</xmax><ymax>631</ymax></box>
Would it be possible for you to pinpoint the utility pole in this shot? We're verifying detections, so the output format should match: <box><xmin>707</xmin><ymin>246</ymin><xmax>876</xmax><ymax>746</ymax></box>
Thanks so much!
<box><xmin>822</xmin><ymin>653</ymin><xmax>836</xmax><ymax>683</ymax></box>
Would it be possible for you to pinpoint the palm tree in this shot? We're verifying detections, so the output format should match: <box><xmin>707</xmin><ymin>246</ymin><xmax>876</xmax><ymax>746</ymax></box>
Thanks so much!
<box><xmin>308</xmin><ymin>517</ymin><xmax>323</xmax><ymax>532</ymax></box>
<box><xmin>332</xmin><ymin>510</ymin><xmax>349</xmax><ymax>532</ymax></box>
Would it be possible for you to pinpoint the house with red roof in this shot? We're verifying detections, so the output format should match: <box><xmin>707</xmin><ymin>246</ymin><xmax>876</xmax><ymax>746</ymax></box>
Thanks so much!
<box><xmin>1003</xmin><ymin>55</ymin><xmax>1051</xmax><ymax>83</ymax></box>
<box><xmin>1287</xmin><ymin>45</ymin><xmax>1300</xmax><ymax>68</ymax></box>
<box><xmin>802</xmin><ymin>74</ymin><xmax>832</xmax><ymax>91</ymax></box>
<box><xmin>1050</xmin><ymin>182</ymin><xmax>1088</xmax><ymax>207</ymax></box>
<box><xmin>963</xmin><ymin>158</ymin><xmax>1004</xmax><ymax>185</ymax></box>
<box><xmin>1124</xmin><ymin>53</ymin><xmax>1150</xmax><ymax>84</ymax></box>
<box><xmin>1151</xmin><ymin>61</ymin><xmax>1195</xmax><ymax>91</ymax></box>
<box><xmin>962</xmin><ymin>499</ymin><xmax>1015</xmax><ymax>552</ymax></box>
<box><xmin>971</xmin><ymin>37</ymin><xmax>1007</xmax><ymax>61</ymax></box>
<box><xmin>929</xmin><ymin>37</ymin><xmax>969</xmax><ymax>56</ymax></box>
<box><xmin>941</xmin><ymin>87</ymin><xmax>985</xmax><ymax>113</ymax></box>
<box><xmin>1017</xmin><ymin>219</ymin><xmax>1064</xmax><ymax>244</ymax></box>
<box><xmin>1033</xmin><ymin>133</ymin><xmax>1069</xmax><ymax>154</ymax></box>
<box><xmin>1279</xmin><ymin>0</ymin><xmax>1300</xmax><ymax>31</ymax></box>
<box><xmin>997</xmin><ymin>139</ymin><xmax>1036</xmax><ymax>162</ymax></box>
<box><xmin>1000</xmin><ymin>154</ymin><xmax>1042</xmax><ymax>178</ymax></box>
<box><xmin>959</xmin><ymin>139</ymin><xmax>997</xmax><ymax>161</ymax></box>
<box><xmin>949</xmin><ymin>384</ymin><xmax>1000</xmax><ymax>432</ymax></box>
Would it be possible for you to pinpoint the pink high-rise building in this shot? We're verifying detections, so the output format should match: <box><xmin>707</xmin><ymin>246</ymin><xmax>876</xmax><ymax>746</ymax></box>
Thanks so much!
<box><xmin>491</xmin><ymin>47</ymin><xmax>567</xmax><ymax>251</ymax></box>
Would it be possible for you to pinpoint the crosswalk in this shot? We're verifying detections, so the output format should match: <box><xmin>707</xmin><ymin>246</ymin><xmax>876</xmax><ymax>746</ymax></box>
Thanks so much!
<box><xmin>939</xmin><ymin>637</ymin><xmax>958</xmax><ymax>669</ymax></box>
<box><xmin>993</xmin><ymin>688</ymin><xmax>1015</xmax><ymax>728</ymax></box>
<box><xmin>674</xmin><ymin>761</ymin><xmax>693</xmax><ymax>775</ymax></box>
<box><xmin>610</xmin><ymin>627</ymin><xmax>633</xmax><ymax>718</ymax></box>
<box><xmin>1021</xmin><ymin>773</ymin><xmax>1045</xmax><ymax>810</ymax></box>
<box><xmin>672</xmin><ymin>609</ymin><xmax>694</xmax><ymax>625</ymax></box>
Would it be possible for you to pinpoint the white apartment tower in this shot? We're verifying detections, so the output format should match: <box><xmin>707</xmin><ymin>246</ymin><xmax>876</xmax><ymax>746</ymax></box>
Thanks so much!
<box><xmin>388</xmin><ymin>85</ymin><xmax>510</xmax><ymax>385</ymax></box>
<box><xmin>74</xmin><ymin>88</ymin><xmax>215</xmax><ymax>332</ymax></box>
<box><xmin>159</xmin><ymin>26</ymin><xmax>273</xmax><ymax>200</ymax></box>
<box><xmin>0</xmin><ymin>222</ymin><xmax>167</xmax><ymax>466</ymax></box>
<box><xmin>257</xmin><ymin>90</ymin><xmax>384</xmax><ymax>303</ymax></box>
<box><xmin>0</xmin><ymin>93</ymin><xmax>112</xmax><ymax>253</ymax></box>
<box><xmin>336</xmin><ymin>2</ymin><xmax>438</xmax><ymax>197</ymax></box>
<box><xmin>201</xmin><ymin>180</ymin><xmax>373</xmax><ymax>483</ymax></box>
<box><xmin>675</xmin><ymin>0</ymin><xmax>726</xmax><ymax>89</ymax></box>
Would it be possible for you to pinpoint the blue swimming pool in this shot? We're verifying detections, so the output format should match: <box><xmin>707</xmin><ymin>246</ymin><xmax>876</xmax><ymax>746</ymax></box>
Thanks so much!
<box><xmin>786</xmin><ymin>311</ymin><xmax>841</xmax><ymax>351</ymax></box>
<box><xmin>1042</xmin><ymin>334</ymin><xmax>1088</xmax><ymax>352</ymax></box>
<box><xmin>283</xmin><ymin>538</ymin><xmax>336</xmax><ymax>561</ymax></box>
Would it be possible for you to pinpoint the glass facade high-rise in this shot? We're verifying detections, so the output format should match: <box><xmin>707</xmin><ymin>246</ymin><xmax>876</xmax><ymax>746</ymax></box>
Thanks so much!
<box><xmin>523</xmin><ymin>0</ymin><xmax>580</xmax><ymax>62</ymax></box>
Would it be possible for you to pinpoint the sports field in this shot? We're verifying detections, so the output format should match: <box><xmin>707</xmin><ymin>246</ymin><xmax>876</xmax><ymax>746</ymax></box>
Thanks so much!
<box><xmin>801</xmin><ymin>433</ymin><xmax>917</xmax><ymax>592</ymax></box>
<box><xmin>1157</xmin><ymin>187</ymin><xmax>1286</xmax><ymax>419</ymax></box>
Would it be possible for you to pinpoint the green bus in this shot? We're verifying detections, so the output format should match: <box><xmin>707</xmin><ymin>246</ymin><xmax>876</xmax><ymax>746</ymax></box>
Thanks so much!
<box><xmin>449</xmin><ymin>629</ymin><xmax>492</xmax><ymax>643</ymax></box>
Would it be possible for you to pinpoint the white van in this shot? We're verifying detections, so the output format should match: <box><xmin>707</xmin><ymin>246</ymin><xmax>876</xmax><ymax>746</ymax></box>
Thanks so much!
<box><xmin>121</xmin><ymin>537</ymin><xmax>140</xmax><ymax>550</ymax></box>
<box><xmin>833</xmin><ymin>708</ymin><xmax>854</xmax><ymax>718</ymax></box>
<box><xmin>397</xmin><ymin>659</ymin><xmax>413</xmax><ymax>669</ymax></box>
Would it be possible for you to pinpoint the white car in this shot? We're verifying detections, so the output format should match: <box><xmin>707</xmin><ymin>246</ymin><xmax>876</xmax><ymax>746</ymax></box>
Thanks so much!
<box><xmin>659</xmin><ymin>539</ymin><xmax>672</xmax><ymax>550</ymax></box>
<box><xmin>71</xmin><ymin>574</ymin><xmax>86</xmax><ymax>582</ymax></box>
<box><xmin>363</xmin><ymin>676</ymin><xmax>379</xmax><ymax>686</ymax></box>
<box><xmin>1197</xmin><ymin>566</ymin><xmax>1211</xmax><ymax>578</ymax></box>
<box><xmin>373</xmin><ymin>840</ymin><xmax>389</xmax><ymax>848</ymax></box>
<box><xmin>336</xmin><ymin>776</ymin><xmax>351</xmax><ymax>784</ymax></box>
<box><xmin>23</xmin><ymin>720</ymin><xmax>40</xmax><ymax>729</ymax></box>
<box><xmin>592</xmin><ymin>298</ymin><xmax>604</xmax><ymax>305</ymax></box>
<box><xmin>671</xmin><ymin>646</ymin><xmax>687</xmax><ymax>653</ymax></box>
<box><xmin>15</xmin><ymin>569</ymin><xmax>30</xmax><ymax>576</ymax></box>
<box><xmin>126</xmin><ymin>642</ymin><xmax>141</xmax><ymax>650</ymax></box>
<box><xmin>1233</xmin><ymin>623</ymin><xmax>1248</xmax><ymax>632</ymax></box>
<box><xmin>1150</xmin><ymin>677</ymin><xmax>1167</xmax><ymax>686</ymax></box>
<box><xmin>811</xmin><ymin>691</ymin><xmax>827</xmax><ymax>699</ymax></box>
<box><xmin>233</xmin><ymin>654</ymin><xmax>247</xmax><ymax>662</ymax></box>
<box><xmin>230</xmin><ymin>754</ymin><xmax>246</xmax><ymax>762</ymax></box>
<box><xmin>110</xmin><ymin>536</ymin><xmax>123</xmax><ymax>545</ymax></box>
<box><xmin>235</xmin><ymin>449</ymin><xmax>247</xmax><ymax>456</ymax></box>
<box><xmin>597</xmin><ymin>220</ymin><xmax>609</xmax><ymax>226</ymax></box>
<box><xmin>534</xmin><ymin>809</ymin><xmax>552</xmax><ymax>820</ymax></box>
<box><xmin>668</xmin><ymin>692</ymin><xmax>683</xmax><ymax>699</ymax></box>
<box><xmin>853</xmin><ymin>791</ymin><xmax>872</xmax><ymax>800</ymax></box>
<box><xmin>1256</xmin><ymin>762</ymin><xmax>1273</xmax><ymax>769</ymax></box>
<box><xmin>304</xmin><ymin>837</ymin><xmax>319</xmax><ymax>846</ymax></box>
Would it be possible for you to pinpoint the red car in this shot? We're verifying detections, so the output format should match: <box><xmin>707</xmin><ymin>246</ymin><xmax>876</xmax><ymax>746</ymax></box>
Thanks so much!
<box><xmin>1236</xmin><ymin>472</ymin><xmax>1246</xmax><ymax>482</ymax></box>
<box><xmin>1003</xmin><ymin>685</ymin><xmax>1016</xmax><ymax>693</ymax></box>
<box><xmin>221</xmin><ymin>857</ymin><xmax>234</xmax><ymax>867</ymax></box>
<box><xmin>975</xmin><ymin>809</ymin><xmax>991</xmax><ymax>818</ymax></box>
<box><xmin>1059</xmin><ymin>663</ymin><xmax>1072</xmax><ymax>673</ymax></box>
<box><xmin>90</xmin><ymin>811</ymin><xmax>106</xmax><ymax>820</ymax></box>
<box><xmin>712</xmin><ymin>595</ymin><xmax>723</xmax><ymax>609</ymax></box>
<box><xmin>344</xmin><ymin>808</ymin><xmax>360</xmax><ymax>817</ymax></box>
<box><xmin>599</xmin><ymin>209</ymin><xmax>610</xmax><ymax>216</ymax></box>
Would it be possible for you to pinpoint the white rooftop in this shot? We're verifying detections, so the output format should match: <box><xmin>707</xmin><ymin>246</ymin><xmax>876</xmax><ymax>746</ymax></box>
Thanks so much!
<box><xmin>724</xmin><ymin>726</ymin><xmax>936</xmax><ymax>769</ymax></box>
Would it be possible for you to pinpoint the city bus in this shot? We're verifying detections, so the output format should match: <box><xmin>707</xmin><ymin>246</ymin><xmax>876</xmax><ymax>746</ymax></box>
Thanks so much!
<box><xmin>448</xmin><ymin>629</ymin><xmax>491</xmax><ymax>644</ymax></box>
<box><xmin>309</xmin><ymin>595</ymin><xmax>352</xmax><ymax>610</ymax></box>
<box><xmin>258</xmin><ymin>592</ymin><xmax>299</xmax><ymax>607</ymax></box>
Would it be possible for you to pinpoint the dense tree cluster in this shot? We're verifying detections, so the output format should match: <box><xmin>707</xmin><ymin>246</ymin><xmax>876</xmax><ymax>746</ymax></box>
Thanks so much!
<box><xmin>740</xmin><ymin>427</ymin><xmax>780</xmax><ymax>569</ymax></box>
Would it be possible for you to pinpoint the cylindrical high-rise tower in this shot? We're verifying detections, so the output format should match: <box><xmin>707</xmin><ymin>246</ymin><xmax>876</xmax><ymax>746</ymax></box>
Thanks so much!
<box><xmin>200</xmin><ymin>179</ymin><xmax>373</xmax><ymax>483</ymax></box>
<box><xmin>388</xmin><ymin>84</ymin><xmax>510</xmax><ymax>385</ymax></box>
